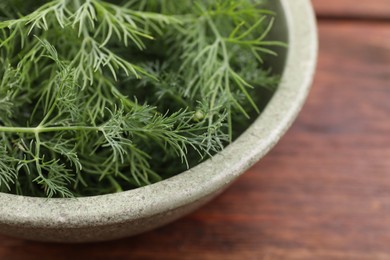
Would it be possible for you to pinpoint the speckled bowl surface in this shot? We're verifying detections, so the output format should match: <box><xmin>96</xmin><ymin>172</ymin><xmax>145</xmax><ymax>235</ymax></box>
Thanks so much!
<box><xmin>0</xmin><ymin>0</ymin><xmax>317</xmax><ymax>243</ymax></box>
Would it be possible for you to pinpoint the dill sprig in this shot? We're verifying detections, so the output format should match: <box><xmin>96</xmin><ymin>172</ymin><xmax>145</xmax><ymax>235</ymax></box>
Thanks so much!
<box><xmin>0</xmin><ymin>0</ymin><xmax>283</xmax><ymax>198</ymax></box>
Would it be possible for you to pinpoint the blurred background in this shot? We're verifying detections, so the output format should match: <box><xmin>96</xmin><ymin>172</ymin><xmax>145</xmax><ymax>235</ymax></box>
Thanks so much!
<box><xmin>1</xmin><ymin>1</ymin><xmax>390</xmax><ymax>259</ymax></box>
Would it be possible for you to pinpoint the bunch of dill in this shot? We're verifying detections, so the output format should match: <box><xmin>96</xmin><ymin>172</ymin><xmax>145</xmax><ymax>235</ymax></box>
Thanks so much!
<box><xmin>0</xmin><ymin>0</ymin><xmax>283</xmax><ymax>198</ymax></box>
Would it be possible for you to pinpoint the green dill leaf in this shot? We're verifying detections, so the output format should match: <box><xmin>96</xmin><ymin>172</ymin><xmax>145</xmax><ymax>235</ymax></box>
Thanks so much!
<box><xmin>0</xmin><ymin>0</ymin><xmax>283</xmax><ymax>197</ymax></box>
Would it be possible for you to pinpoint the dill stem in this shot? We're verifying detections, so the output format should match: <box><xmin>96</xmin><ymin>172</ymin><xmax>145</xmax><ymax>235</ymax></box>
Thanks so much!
<box><xmin>34</xmin><ymin>131</ymin><xmax>44</xmax><ymax>181</ymax></box>
<box><xmin>0</xmin><ymin>124</ymin><xmax>210</xmax><ymax>135</ymax></box>
<box><xmin>0</xmin><ymin>126</ymin><xmax>100</xmax><ymax>134</ymax></box>
<box><xmin>205</xmin><ymin>15</ymin><xmax>234</xmax><ymax>141</ymax></box>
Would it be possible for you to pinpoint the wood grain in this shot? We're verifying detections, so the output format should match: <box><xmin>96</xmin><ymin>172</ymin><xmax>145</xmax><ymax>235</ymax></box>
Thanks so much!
<box><xmin>312</xmin><ymin>0</ymin><xmax>390</xmax><ymax>19</ymax></box>
<box><xmin>1</xmin><ymin>7</ymin><xmax>390</xmax><ymax>260</ymax></box>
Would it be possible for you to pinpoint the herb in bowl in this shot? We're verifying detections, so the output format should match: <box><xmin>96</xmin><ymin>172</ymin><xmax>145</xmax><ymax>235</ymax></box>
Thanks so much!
<box><xmin>0</xmin><ymin>0</ymin><xmax>284</xmax><ymax>198</ymax></box>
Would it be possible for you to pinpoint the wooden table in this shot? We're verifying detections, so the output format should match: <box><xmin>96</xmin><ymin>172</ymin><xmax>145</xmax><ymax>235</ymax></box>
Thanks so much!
<box><xmin>1</xmin><ymin>2</ymin><xmax>390</xmax><ymax>259</ymax></box>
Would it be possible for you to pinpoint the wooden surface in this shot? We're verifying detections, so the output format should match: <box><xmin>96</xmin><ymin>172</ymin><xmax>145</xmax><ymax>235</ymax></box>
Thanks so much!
<box><xmin>1</xmin><ymin>2</ymin><xmax>390</xmax><ymax>260</ymax></box>
<box><xmin>313</xmin><ymin>0</ymin><xmax>390</xmax><ymax>19</ymax></box>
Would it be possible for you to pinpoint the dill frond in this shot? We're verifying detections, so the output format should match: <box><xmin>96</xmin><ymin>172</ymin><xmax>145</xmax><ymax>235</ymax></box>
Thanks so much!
<box><xmin>0</xmin><ymin>0</ymin><xmax>283</xmax><ymax>197</ymax></box>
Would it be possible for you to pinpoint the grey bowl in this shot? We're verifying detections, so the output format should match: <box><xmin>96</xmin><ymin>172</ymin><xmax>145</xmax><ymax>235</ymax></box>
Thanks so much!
<box><xmin>0</xmin><ymin>0</ymin><xmax>317</xmax><ymax>243</ymax></box>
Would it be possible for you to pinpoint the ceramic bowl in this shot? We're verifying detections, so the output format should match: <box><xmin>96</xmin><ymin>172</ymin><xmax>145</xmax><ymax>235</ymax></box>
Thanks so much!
<box><xmin>0</xmin><ymin>0</ymin><xmax>317</xmax><ymax>243</ymax></box>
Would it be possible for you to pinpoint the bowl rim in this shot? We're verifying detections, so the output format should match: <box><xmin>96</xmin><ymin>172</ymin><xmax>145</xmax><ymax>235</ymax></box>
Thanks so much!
<box><xmin>0</xmin><ymin>0</ymin><xmax>318</xmax><ymax>228</ymax></box>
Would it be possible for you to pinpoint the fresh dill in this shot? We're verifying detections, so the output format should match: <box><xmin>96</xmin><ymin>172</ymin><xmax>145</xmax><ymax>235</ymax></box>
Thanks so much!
<box><xmin>0</xmin><ymin>0</ymin><xmax>283</xmax><ymax>198</ymax></box>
